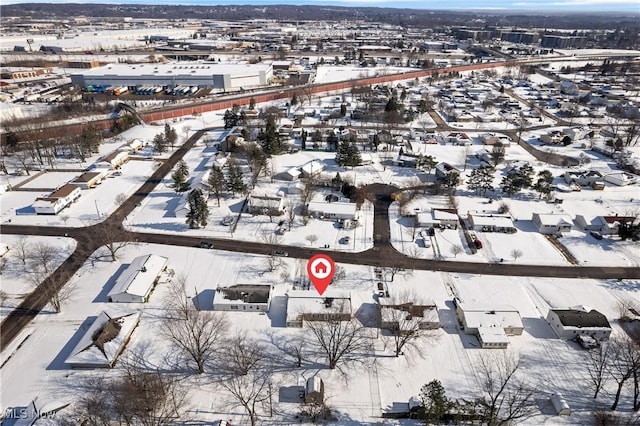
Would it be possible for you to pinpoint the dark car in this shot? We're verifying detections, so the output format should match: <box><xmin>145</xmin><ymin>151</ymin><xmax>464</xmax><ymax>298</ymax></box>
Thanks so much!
<box><xmin>474</xmin><ymin>239</ymin><xmax>483</xmax><ymax>249</ymax></box>
<box><xmin>590</xmin><ymin>231</ymin><xmax>603</xmax><ymax>240</ymax></box>
<box><xmin>273</xmin><ymin>250</ymin><xmax>288</xmax><ymax>257</ymax></box>
<box><xmin>427</xmin><ymin>227</ymin><xmax>435</xmax><ymax>236</ymax></box>
<box><xmin>199</xmin><ymin>242</ymin><xmax>214</xmax><ymax>249</ymax></box>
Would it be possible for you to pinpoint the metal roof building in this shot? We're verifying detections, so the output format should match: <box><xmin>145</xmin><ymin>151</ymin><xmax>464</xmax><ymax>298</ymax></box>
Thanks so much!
<box><xmin>70</xmin><ymin>62</ymin><xmax>273</xmax><ymax>92</ymax></box>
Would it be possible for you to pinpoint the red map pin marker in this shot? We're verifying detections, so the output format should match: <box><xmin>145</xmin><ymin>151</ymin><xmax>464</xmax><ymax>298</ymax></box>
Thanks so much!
<box><xmin>307</xmin><ymin>254</ymin><xmax>335</xmax><ymax>296</ymax></box>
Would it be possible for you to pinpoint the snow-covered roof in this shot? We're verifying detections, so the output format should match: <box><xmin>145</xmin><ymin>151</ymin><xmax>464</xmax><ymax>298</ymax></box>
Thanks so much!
<box><xmin>214</xmin><ymin>284</ymin><xmax>272</xmax><ymax>305</ymax></box>
<box><xmin>307</xmin><ymin>201</ymin><xmax>357</xmax><ymax>217</ymax></box>
<box><xmin>469</xmin><ymin>213</ymin><xmax>515</xmax><ymax>228</ymax></box>
<box><xmin>66</xmin><ymin>311</ymin><xmax>141</xmax><ymax>368</ymax></box>
<box><xmin>107</xmin><ymin>254</ymin><xmax>168</xmax><ymax>300</ymax></box>
<box><xmin>300</xmin><ymin>159</ymin><xmax>324</xmax><ymax>175</ymax></box>
<box><xmin>286</xmin><ymin>289</ymin><xmax>351</xmax><ymax>319</ymax></box>
<box><xmin>76</xmin><ymin>62</ymin><xmax>272</xmax><ymax>78</ymax></box>
<box><xmin>478</xmin><ymin>326</ymin><xmax>510</xmax><ymax>344</ymax></box>
<box><xmin>458</xmin><ymin>303</ymin><xmax>523</xmax><ymax>330</ymax></box>
<box><xmin>532</xmin><ymin>213</ymin><xmax>573</xmax><ymax>226</ymax></box>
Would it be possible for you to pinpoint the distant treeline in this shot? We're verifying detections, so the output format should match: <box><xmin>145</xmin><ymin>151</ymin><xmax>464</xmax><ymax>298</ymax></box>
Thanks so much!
<box><xmin>1</xmin><ymin>3</ymin><xmax>639</xmax><ymax>31</ymax></box>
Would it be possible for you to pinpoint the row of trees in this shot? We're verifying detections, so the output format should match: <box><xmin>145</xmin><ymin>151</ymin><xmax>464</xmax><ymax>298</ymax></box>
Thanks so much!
<box><xmin>152</xmin><ymin>123</ymin><xmax>178</xmax><ymax>153</ymax></box>
<box><xmin>466</xmin><ymin>165</ymin><xmax>555</xmax><ymax>199</ymax></box>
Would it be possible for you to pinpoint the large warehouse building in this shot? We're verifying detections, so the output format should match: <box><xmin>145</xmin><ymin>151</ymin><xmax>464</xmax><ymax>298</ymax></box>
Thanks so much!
<box><xmin>70</xmin><ymin>62</ymin><xmax>273</xmax><ymax>92</ymax></box>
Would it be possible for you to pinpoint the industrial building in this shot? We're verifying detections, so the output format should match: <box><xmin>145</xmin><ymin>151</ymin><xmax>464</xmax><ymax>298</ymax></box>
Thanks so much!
<box><xmin>70</xmin><ymin>62</ymin><xmax>273</xmax><ymax>92</ymax></box>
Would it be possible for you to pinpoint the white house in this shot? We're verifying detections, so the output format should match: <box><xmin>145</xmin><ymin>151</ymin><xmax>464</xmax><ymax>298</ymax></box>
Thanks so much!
<box><xmin>467</xmin><ymin>212</ymin><xmax>516</xmax><ymax>233</ymax></box>
<box><xmin>99</xmin><ymin>150</ymin><xmax>129</xmax><ymax>169</ymax></box>
<box><xmin>307</xmin><ymin>200</ymin><xmax>358</xmax><ymax>221</ymax></box>
<box><xmin>247</xmin><ymin>193</ymin><xmax>286</xmax><ymax>216</ymax></box>
<box><xmin>286</xmin><ymin>289</ymin><xmax>352</xmax><ymax>328</ymax></box>
<box><xmin>379</xmin><ymin>299</ymin><xmax>440</xmax><ymax>330</ymax></box>
<box><xmin>300</xmin><ymin>159</ymin><xmax>324</xmax><ymax>177</ymax></box>
<box><xmin>546</xmin><ymin>306</ymin><xmax>612</xmax><ymax>341</ymax></box>
<box><xmin>107</xmin><ymin>254</ymin><xmax>168</xmax><ymax>303</ymax></box>
<box><xmin>32</xmin><ymin>184</ymin><xmax>81</xmax><ymax>215</ymax></box>
<box><xmin>416</xmin><ymin>209</ymin><xmax>459</xmax><ymax>229</ymax></box>
<box><xmin>212</xmin><ymin>284</ymin><xmax>272</xmax><ymax>312</ymax></box>
<box><xmin>532</xmin><ymin>213</ymin><xmax>573</xmax><ymax>234</ymax></box>
<box><xmin>66</xmin><ymin>311</ymin><xmax>142</xmax><ymax>368</ymax></box>
<box><xmin>71</xmin><ymin>171</ymin><xmax>106</xmax><ymax>189</ymax></box>
<box><xmin>455</xmin><ymin>301</ymin><xmax>524</xmax><ymax>349</ymax></box>
<box><xmin>603</xmin><ymin>171</ymin><xmax>637</xmax><ymax>186</ymax></box>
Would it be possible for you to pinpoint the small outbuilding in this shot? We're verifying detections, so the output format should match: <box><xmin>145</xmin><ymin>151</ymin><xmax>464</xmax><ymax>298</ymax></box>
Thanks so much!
<box><xmin>107</xmin><ymin>254</ymin><xmax>168</xmax><ymax>303</ymax></box>
<box><xmin>550</xmin><ymin>393</ymin><xmax>571</xmax><ymax>416</ymax></box>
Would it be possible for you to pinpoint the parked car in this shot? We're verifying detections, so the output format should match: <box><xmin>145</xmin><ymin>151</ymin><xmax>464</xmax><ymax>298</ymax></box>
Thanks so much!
<box><xmin>474</xmin><ymin>239</ymin><xmax>483</xmax><ymax>249</ymax></box>
<box><xmin>590</xmin><ymin>231</ymin><xmax>603</xmax><ymax>240</ymax></box>
<box><xmin>340</xmin><ymin>236</ymin><xmax>351</xmax><ymax>245</ymax></box>
<box><xmin>199</xmin><ymin>242</ymin><xmax>214</xmax><ymax>249</ymax></box>
<box><xmin>273</xmin><ymin>250</ymin><xmax>288</xmax><ymax>257</ymax></box>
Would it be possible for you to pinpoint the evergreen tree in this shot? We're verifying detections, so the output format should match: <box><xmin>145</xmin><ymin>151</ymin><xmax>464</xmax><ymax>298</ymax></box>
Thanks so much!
<box><xmin>416</xmin><ymin>154</ymin><xmax>438</xmax><ymax>174</ymax></box>
<box><xmin>223</xmin><ymin>104</ymin><xmax>241</xmax><ymax>129</ymax></box>
<box><xmin>419</xmin><ymin>380</ymin><xmax>450</xmax><ymax>424</ymax></box>
<box><xmin>164</xmin><ymin>123</ymin><xmax>178</xmax><ymax>148</ymax></box>
<box><xmin>340</xmin><ymin>103</ymin><xmax>347</xmax><ymax>117</ymax></box>
<box><xmin>331</xmin><ymin>172</ymin><xmax>343</xmax><ymax>189</ymax></box>
<box><xmin>186</xmin><ymin>188</ymin><xmax>209</xmax><ymax>229</ymax></box>
<box><xmin>336</xmin><ymin>141</ymin><xmax>361</xmax><ymax>167</ymax></box>
<box><xmin>153</xmin><ymin>133</ymin><xmax>167</xmax><ymax>153</ymax></box>
<box><xmin>226</xmin><ymin>160</ymin><xmax>247</xmax><ymax>195</ymax></box>
<box><xmin>467</xmin><ymin>165</ymin><xmax>495</xmax><ymax>196</ymax></box>
<box><xmin>171</xmin><ymin>160</ymin><xmax>191</xmax><ymax>192</ymax></box>
<box><xmin>249</xmin><ymin>97</ymin><xmax>256</xmax><ymax>110</ymax></box>
<box><xmin>257</xmin><ymin>114</ymin><xmax>282</xmax><ymax>156</ymax></box>
<box><xmin>301</xmin><ymin>129</ymin><xmax>307</xmax><ymax>150</ymax></box>
<box><xmin>291</xmin><ymin>94</ymin><xmax>298</xmax><ymax>106</ymax></box>
<box><xmin>533</xmin><ymin>169</ymin><xmax>554</xmax><ymax>199</ymax></box>
<box><xmin>207</xmin><ymin>166</ymin><xmax>226</xmax><ymax>206</ymax></box>
<box><xmin>385</xmin><ymin>96</ymin><xmax>400</xmax><ymax>113</ymax></box>
<box><xmin>501</xmin><ymin>164</ymin><xmax>534</xmax><ymax>196</ymax></box>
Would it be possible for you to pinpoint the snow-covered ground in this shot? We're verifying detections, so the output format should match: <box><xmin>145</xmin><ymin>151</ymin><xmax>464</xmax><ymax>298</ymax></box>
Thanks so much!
<box><xmin>2</xmin><ymin>243</ymin><xmax>640</xmax><ymax>424</ymax></box>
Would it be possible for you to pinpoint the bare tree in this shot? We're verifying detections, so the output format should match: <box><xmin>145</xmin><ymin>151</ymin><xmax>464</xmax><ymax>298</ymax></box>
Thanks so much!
<box><xmin>220</xmin><ymin>332</ymin><xmax>268</xmax><ymax>376</ymax></box>
<box><xmin>607</xmin><ymin>336</ymin><xmax>640</xmax><ymax>411</ymax></box>
<box><xmin>511</xmin><ymin>249</ymin><xmax>523</xmax><ymax>261</ymax></box>
<box><xmin>68</xmin><ymin>359</ymin><xmax>190</xmax><ymax>425</ymax></box>
<box><xmin>381</xmin><ymin>290</ymin><xmax>435</xmax><ymax>357</ymax></box>
<box><xmin>306</xmin><ymin>234</ymin><xmax>318</xmax><ymax>246</ymax></box>
<box><xmin>306</xmin><ymin>307</ymin><xmax>371</xmax><ymax>370</ymax></box>
<box><xmin>260</xmin><ymin>231</ymin><xmax>285</xmax><ymax>272</ymax></box>
<box><xmin>286</xmin><ymin>201</ymin><xmax>297</xmax><ymax>231</ymax></box>
<box><xmin>25</xmin><ymin>242</ymin><xmax>75</xmax><ymax>313</ymax></box>
<box><xmin>90</xmin><ymin>222</ymin><xmax>134</xmax><ymax>262</ymax></box>
<box><xmin>219</xmin><ymin>369</ymin><xmax>274</xmax><ymax>426</ymax></box>
<box><xmin>12</xmin><ymin>236</ymin><xmax>31</xmax><ymax>266</ymax></box>
<box><xmin>115</xmin><ymin>192</ymin><xmax>128</xmax><ymax>206</ymax></box>
<box><xmin>473</xmin><ymin>352</ymin><xmax>537</xmax><ymax>425</ymax></box>
<box><xmin>450</xmin><ymin>244</ymin><xmax>463</xmax><ymax>258</ymax></box>
<box><xmin>586</xmin><ymin>342</ymin><xmax>612</xmax><ymax>399</ymax></box>
<box><xmin>161</xmin><ymin>277</ymin><xmax>229</xmax><ymax>374</ymax></box>
<box><xmin>616</xmin><ymin>297</ymin><xmax>639</xmax><ymax>321</ymax></box>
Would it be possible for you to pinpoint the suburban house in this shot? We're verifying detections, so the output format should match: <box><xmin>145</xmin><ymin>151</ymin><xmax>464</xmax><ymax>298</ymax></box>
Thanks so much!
<box><xmin>32</xmin><ymin>184</ymin><xmax>81</xmax><ymax>215</ymax></box>
<box><xmin>300</xmin><ymin>159</ymin><xmax>324</xmax><ymax>178</ymax></box>
<box><xmin>532</xmin><ymin>213</ymin><xmax>573</xmax><ymax>234</ymax></box>
<box><xmin>435</xmin><ymin>162</ymin><xmax>461</xmax><ymax>180</ymax></box>
<box><xmin>478</xmin><ymin>133</ymin><xmax>511</xmax><ymax>147</ymax></box>
<box><xmin>65</xmin><ymin>311</ymin><xmax>142</xmax><ymax>368</ymax></box>
<box><xmin>212</xmin><ymin>284</ymin><xmax>272</xmax><ymax>312</ymax></box>
<box><xmin>307</xmin><ymin>199</ymin><xmax>358</xmax><ymax>221</ymax></box>
<box><xmin>379</xmin><ymin>299</ymin><xmax>440</xmax><ymax>330</ymax></box>
<box><xmin>247</xmin><ymin>193</ymin><xmax>286</xmax><ymax>216</ymax></box>
<box><xmin>286</xmin><ymin>289</ymin><xmax>352</xmax><ymax>328</ymax></box>
<box><xmin>546</xmin><ymin>306</ymin><xmax>612</xmax><ymax>341</ymax></box>
<box><xmin>603</xmin><ymin>171</ymin><xmax>637</xmax><ymax>186</ymax></box>
<box><xmin>98</xmin><ymin>150</ymin><xmax>129</xmax><ymax>169</ymax></box>
<box><xmin>445</xmin><ymin>132</ymin><xmax>472</xmax><ymax>146</ymax></box>
<box><xmin>564</xmin><ymin>170</ymin><xmax>605</xmax><ymax>189</ymax></box>
<box><xmin>562</xmin><ymin>126</ymin><xmax>592</xmax><ymax>141</ymax></box>
<box><xmin>107</xmin><ymin>254</ymin><xmax>168</xmax><ymax>303</ymax></box>
<box><xmin>71</xmin><ymin>171</ymin><xmax>106</xmax><ymax>189</ymax></box>
<box><xmin>467</xmin><ymin>212</ymin><xmax>517</xmax><ymax>233</ymax></box>
<box><xmin>416</xmin><ymin>209</ymin><xmax>459</xmax><ymax>229</ymax></box>
<box><xmin>540</xmin><ymin>130</ymin><xmax>568</xmax><ymax>145</ymax></box>
<box><xmin>455</xmin><ymin>300</ymin><xmax>524</xmax><ymax>349</ymax></box>
<box><xmin>575</xmin><ymin>214</ymin><xmax>637</xmax><ymax>235</ymax></box>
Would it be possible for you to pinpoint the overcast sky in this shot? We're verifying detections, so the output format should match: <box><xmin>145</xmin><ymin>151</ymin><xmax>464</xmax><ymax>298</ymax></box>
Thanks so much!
<box><xmin>4</xmin><ymin>0</ymin><xmax>640</xmax><ymax>13</ymax></box>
